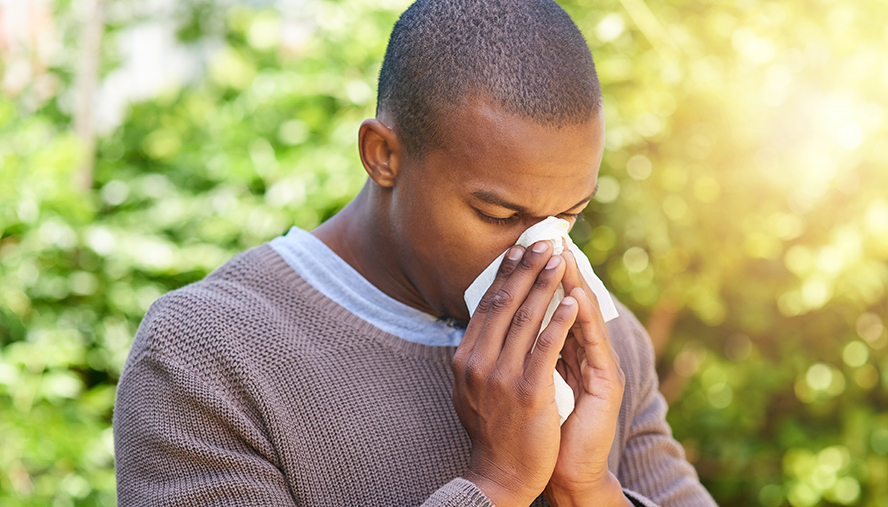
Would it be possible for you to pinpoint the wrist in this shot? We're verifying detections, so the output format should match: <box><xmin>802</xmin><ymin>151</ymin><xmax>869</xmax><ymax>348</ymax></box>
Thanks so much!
<box><xmin>545</xmin><ymin>472</ymin><xmax>633</xmax><ymax>507</ymax></box>
<box><xmin>464</xmin><ymin>469</ymin><xmax>539</xmax><ymax>507</ymax></box>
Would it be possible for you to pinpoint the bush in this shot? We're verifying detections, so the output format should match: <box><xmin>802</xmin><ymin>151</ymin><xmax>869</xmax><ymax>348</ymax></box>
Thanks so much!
<box><xmin>1</xmin><ymin>0</ymin><xmax>886</xmax><ymax>505</ymax></box>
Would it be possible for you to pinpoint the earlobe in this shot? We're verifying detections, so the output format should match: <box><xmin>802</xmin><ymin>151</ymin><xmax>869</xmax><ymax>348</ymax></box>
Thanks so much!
<box><xmin>358</xmin><ymin>119</ymin><xmax>400</xmax><ymax>188</ymax></box>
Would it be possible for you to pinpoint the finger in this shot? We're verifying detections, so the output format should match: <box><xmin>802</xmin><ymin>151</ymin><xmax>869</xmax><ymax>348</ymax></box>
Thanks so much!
<box><xmin>559</xmin><ymin>247</ymin><xmax>584</xmax><ymax>297</ymax></box>
<box><xmin>570</xmin><ymin>287</ymin><xmax>621</xmax><ymax>378</ymax></box>
<box><xmin>470</xmin><ymin>241</ymin><xmax>554</xmax><ymax>365</ymax></box>
<box><xmin>525</xmin><ymin>296</ymin><xmax>577</xmax><ymax>384</ymax></box>
<box><xmin>560</xmin><ymin>248</ymin><xmax>607</xmax><ymax>324</ymax></box>
<box><xmin>559</xmin><ymin>333</ymin><xmax>583</xmax><ymax>394</ymax></box>
<box><xmin>471</xmin><ymin>245</ymin><xmax>526</xmax><ymax>318</ymax></box>
<box><xmin>459</xmin><ymin>245</ymin><xmax>525</xmax><ymax>353</ymax></box>
<box><xmin>498</xmin><ymin>254</ymin><xmax>566</xmax><ymax>370</ymax></box>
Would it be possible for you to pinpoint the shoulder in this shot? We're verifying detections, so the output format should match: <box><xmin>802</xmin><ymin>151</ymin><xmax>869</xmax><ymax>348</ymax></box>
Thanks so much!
<box><xmin>123</xmin><ymin>243</ymin><xmax>378</xmax><ymax>379</ymax></box>
<box><xmin>123</xmin><ymin>245</ymin><xmax>318</xmax><ymax>375</ymax></box>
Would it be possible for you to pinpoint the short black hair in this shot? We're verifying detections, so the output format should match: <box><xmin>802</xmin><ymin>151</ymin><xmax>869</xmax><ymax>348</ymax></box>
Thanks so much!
<box><xmin>376</xmin><ymin>0</ymin><xmax>602</xmax><ymax>157</ymax></box>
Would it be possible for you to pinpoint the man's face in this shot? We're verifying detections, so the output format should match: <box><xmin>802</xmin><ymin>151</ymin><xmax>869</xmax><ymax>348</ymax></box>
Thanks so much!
<box><xmin>387</xmin><ymin>97</ymin><xmax>605</xmax><ymax>323</ymax></box>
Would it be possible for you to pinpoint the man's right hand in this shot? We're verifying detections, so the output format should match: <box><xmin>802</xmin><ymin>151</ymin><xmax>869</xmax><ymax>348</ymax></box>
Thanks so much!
<box><xmin>452</xmin><ymin>240</ymin><xmax>578</xmax><ymax>507</ymax></box>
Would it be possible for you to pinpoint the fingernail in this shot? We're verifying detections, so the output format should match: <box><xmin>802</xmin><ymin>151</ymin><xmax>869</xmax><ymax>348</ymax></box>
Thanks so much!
<box><xmin>545</xmin><ymin>255</ymin><xmax>561</xmax><ymax>269</ymax></box>
<box><xmin>532</xmin><ymin>241</ymin><xmax>548</xmax><ymax>253</ymax></box>
<box><xmin>562</xmin><ymin>296</ymin><xmax>576</xmax><ymax>306</ymax></box>
<box><xmin>507</xmin><ymin>246</ymin><xmax>524</xmax><ymax>261</ymax></box>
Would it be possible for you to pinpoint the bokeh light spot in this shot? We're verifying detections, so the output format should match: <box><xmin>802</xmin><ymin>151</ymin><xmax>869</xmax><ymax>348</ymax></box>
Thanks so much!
<box><xmin>622</xmin><ymin>247</ymin><xmax>649</xmax><ymax>273</ymax></box>
<box><xmin>841</xmin><ymin>341</ymin><xmax>869</xmax><ymax>368</ymax></box>
<box><xmin>594</xmin><ymin>175</ymin><xmax>620</xmax><ymax>203</ymax></box>
<box><xmin>278</xmin><ymin>119</ymin><xmax>310</xmax><ymax>146</ymax></box>
<box><xmin>595</xmin><ymin>14</ymin><xmax>625</xmax><ymax>43</ymax></box>
<box><xmin>626</xmin><ymin>154</ymin><xmax>652</xmax><ymax>180</ymax></box>
<box><xmin>818</xmin><ymin>446</ymin><xmax>849</xmax><ymax>472</ymax></box>
<box><xmin>856</xmin><ymin>313</ymin><xmax>885</xmax><ymax>344</ymax></box>
<box><xmin>247</xmin><ymin>11</ymin><xmax>282</xmax><ymax>51</ymax></box>
<box><xmin>100</xmin><ymin>180</ymin><xmax>129</xmax><ymax>206</ymax></box>
<box><xmin>800</xmin><ymin>278</ymin><xmax>832</xmax><ymax>310</ymax></box>
<box><xmin>673</xmin><ymin>345</ymin><xmax>705</xmax><ymax>377</ymax></box>
<box><xmin>707</xmin><ymin>382</ymin><xmax>733</xmax><ymax>408</ymax></box>
<box><xmin>758</xmin><ymin>484</ymin><xmax>784</xmax><ymax>507</ymax></box>
<box><xmin>806</xmin><ymin>363</ymin><xmax>833</xmax><ymax>391</ymax></box>
<box><xmin>589</xmin><ymin>225</ymin><xmax>616</xmax><ymax>252</ymax></box>
<box><xmin>785</xmin><ymin>246</ymin><xmax>814</xmax><ymax>276</ymax></box>
<box><xmin>829</xmin><ymin>477</ymin><xmax>860</xmax><ymax>505</ymax></box>
<box><xmin>787</xmin><ymin>481</ymin><xmax>820</xmax><ymax>507</ymax></box>
<box><xmin>662</xmin><ymin>194</ymin><xmax>688</xmax><ymax>221</ymax></box>
<box><xmin>864</xmin><ymin>199</ymin><xmax>888</xmax><ymax>234</ymax></box>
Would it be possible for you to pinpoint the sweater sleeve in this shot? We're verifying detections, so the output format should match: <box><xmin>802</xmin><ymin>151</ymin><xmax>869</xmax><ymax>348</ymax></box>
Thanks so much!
<box><xmin>114</xmin><ymin>351</ymin><xmax>298</xmax><ymax>507</ymax></box>
<box><xmin>421</xmin><ymin>478</ymin><xmax>495</xmax><ymax>507</ymax></box>
<box><xmin>614</xmin><ymin>311</ymin><xmax>718</xmax><ymax>507</ymax></box>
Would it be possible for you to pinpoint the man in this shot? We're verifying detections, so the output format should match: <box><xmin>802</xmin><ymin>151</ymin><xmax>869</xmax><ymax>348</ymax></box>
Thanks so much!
<box><xmin>114</xmin><ymin>0</ymin><xmax>718</xmax><ymax>505</ymax></box>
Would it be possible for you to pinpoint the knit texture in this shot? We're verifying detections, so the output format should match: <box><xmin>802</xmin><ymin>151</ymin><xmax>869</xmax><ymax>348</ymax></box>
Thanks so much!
<box><xmin>113</xmin><ymin>244</ymin><xmax>717</xmax><ymax>506</ymax></box>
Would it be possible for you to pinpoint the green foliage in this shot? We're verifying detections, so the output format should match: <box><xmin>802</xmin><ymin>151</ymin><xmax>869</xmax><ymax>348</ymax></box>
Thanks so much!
<box><xmin>1</xmin><ymin>0</ymin><xmax>887</xmax><ymax>506</ymax></box>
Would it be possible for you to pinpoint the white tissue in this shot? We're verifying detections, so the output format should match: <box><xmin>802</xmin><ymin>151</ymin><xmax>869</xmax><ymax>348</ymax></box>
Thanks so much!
<box><xmin>464</xmin><ymin>217</ymin><xmax>619</xmax><ymax>425</ymax></box>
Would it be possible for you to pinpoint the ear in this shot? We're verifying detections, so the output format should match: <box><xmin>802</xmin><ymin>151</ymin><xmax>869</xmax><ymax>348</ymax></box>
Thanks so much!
<box><xmin>358</xmin><ymin>119</ymin><xmax>401</xmax><ymax>188</ymax></box>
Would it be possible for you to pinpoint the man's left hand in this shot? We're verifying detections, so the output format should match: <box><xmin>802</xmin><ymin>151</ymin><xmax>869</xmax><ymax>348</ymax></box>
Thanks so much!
<box><xmin>544</xmin><ymin>248</ymin><xmax>632</xmax><ymax>507</ymax></box>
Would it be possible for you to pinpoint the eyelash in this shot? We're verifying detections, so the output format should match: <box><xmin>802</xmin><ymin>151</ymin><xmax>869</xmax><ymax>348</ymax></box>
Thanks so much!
<box><xmin>478</xmin><ymin>212</ymin><xmax>584</xmax><ymax>225</ymax></box>
<box><xmin>479</xmin><ymin>214</ymin><xmax>519</xmax><ymax>225</ymax></box>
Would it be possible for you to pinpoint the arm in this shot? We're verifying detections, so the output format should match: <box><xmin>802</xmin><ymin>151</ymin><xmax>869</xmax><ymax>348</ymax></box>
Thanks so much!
<box><xmin>116</xmin><ymin>348</ymin><xmax>501</xmax><ymax>507</ymax></box>
<box><xmin>612</xmin><ymin>310</ymin><xmax>718</xmax><ymax>507</ymax></box>
<box><xmin>546</xmin><ymin>250</ymin><xmax>717</xmax><ymax>507</ymax></box>
<box><xmin>114</xmin><ymin>351</ymin><xmax>298</xmax><ymax>507</ymax></box>
<box><xmin>451</xmin><ymin>241</ymin><xmax>580</xmax><ymax>506</ymax></box>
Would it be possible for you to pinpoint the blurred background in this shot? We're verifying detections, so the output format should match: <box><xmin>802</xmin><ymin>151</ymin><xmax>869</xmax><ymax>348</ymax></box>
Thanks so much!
<box><xmin>1</xmin><ymin>0</ymin><xmax>886</xmax><ymax>505</ymax></box>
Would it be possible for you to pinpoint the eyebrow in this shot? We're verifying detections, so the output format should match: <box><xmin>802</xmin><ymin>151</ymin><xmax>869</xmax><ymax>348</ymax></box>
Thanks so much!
<box><xmin>471</xmin><ymin>183</ymin><xmax>598</xmax><ymax>216</ymax></box>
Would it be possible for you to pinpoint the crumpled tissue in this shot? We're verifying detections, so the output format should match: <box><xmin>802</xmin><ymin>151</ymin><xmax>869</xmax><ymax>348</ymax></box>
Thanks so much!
<box><xmin>464</xmin><ymin>216</ymin><xmax>619</xmax><ymax>425</ymax></box>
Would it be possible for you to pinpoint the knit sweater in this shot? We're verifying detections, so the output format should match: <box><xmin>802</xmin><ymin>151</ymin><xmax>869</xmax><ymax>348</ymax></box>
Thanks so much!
<box><xmin>113</xmin><ymin>244</ymin><xmax>717</xmax><ymax>506</ymax></box>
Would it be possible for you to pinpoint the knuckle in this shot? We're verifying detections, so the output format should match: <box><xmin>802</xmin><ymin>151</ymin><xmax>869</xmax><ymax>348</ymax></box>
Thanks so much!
<box><xmin>551</xmin><ymin>307</ymin><xmax>575</xmax><ymax>326</ymax></box>
<box><xmin>463</xmin><ymin>357</ymin><xmax>487</xmax><ymax>386</ymax></box>
<box><xmin>475</xmin><ymin>292</ymin><xmax>496</xmax><ymax>314</ymax></box>
<box><xmin>516</xmin><ymin>252</ymin><xmax>539</xmax><ymax>273</ymax></box>
<box><xmin>489</xmin><ymin>370</ymin><xmax>510</xmax><ymax>392</ymax></box>
<box><xmin>533</xmin><ymin>332</ymin><xmax>556</xmax><ymax>354</ymax></box>
<box><xmin>488</xmin><ymin>290</ymin><xmax>515</xmax><ymax>314</ymax></box>
<box><xmin>497</xmin><ymin>257</ymin><xmax>517</xmax><ymax>276</ymax></box>
<box><xmin>532</xmin><ymin>272</ymin><xmax>554</xmax><ymax>291</ymax></box>
<box><xmin>511</xmin><ymin>306</ymin><xmax>535</xmax><ymax>329</ymax></box>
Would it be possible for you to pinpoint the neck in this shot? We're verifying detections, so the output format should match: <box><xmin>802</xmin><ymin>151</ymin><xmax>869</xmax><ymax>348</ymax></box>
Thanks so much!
<box><xmin>311</xmin><ymin>182</ymin><xmax>437</xmax><ymax>317</ymax></box>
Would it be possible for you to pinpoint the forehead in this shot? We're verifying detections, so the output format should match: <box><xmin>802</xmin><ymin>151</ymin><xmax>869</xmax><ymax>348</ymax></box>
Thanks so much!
<box><xmin>427</xmin><ymin>97</ymin><xmax>605</xmax><ymax>215</ymax></box>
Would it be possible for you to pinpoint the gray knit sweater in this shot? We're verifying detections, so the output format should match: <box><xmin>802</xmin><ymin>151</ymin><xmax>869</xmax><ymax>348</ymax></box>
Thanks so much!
<box><xmin>113</xmin><ymin>244</ymin><xmax>717</xmax><ymax>506</ymax></box>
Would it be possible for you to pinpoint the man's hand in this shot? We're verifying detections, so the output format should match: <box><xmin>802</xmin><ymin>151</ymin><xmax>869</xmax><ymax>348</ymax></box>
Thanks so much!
<box><xmin>545</xmin><ymin>248</ymin><xmax>631</xmax><ymax>507</ymax></box>
<box><xmin>452</xmin><ymin>241</ymin><xmax>578</xmax><ymax>507</ymax></box>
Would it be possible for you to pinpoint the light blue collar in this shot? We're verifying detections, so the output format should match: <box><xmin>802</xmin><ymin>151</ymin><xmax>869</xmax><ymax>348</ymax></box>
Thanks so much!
<box><xmin>270</xmin><ymin>227</ymin><xmax>465</xmax><ymax>347</ymax></box>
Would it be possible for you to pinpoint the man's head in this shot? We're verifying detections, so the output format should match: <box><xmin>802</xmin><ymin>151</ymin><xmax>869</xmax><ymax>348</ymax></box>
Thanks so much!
<box><xmin>350</xmin><ymin>0</ymin><xmax>605</xmax><ymax>322</ymax></box>
<box><xmin>376</xmin><ymin>0</ymin><xmax>602</xmax><ymax>157</ymax></box>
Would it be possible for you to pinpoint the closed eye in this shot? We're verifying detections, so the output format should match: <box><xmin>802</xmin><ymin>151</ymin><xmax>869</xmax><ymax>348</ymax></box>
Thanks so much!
<box><xmin>478</xmin><ymin>211</ymin><xmax>519</xmax><ymax>225</ymax></box>
<box><xmin>479</xmin><ymin>211</ymin><xmax>584</xmax><ymax>225</ymax></box>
